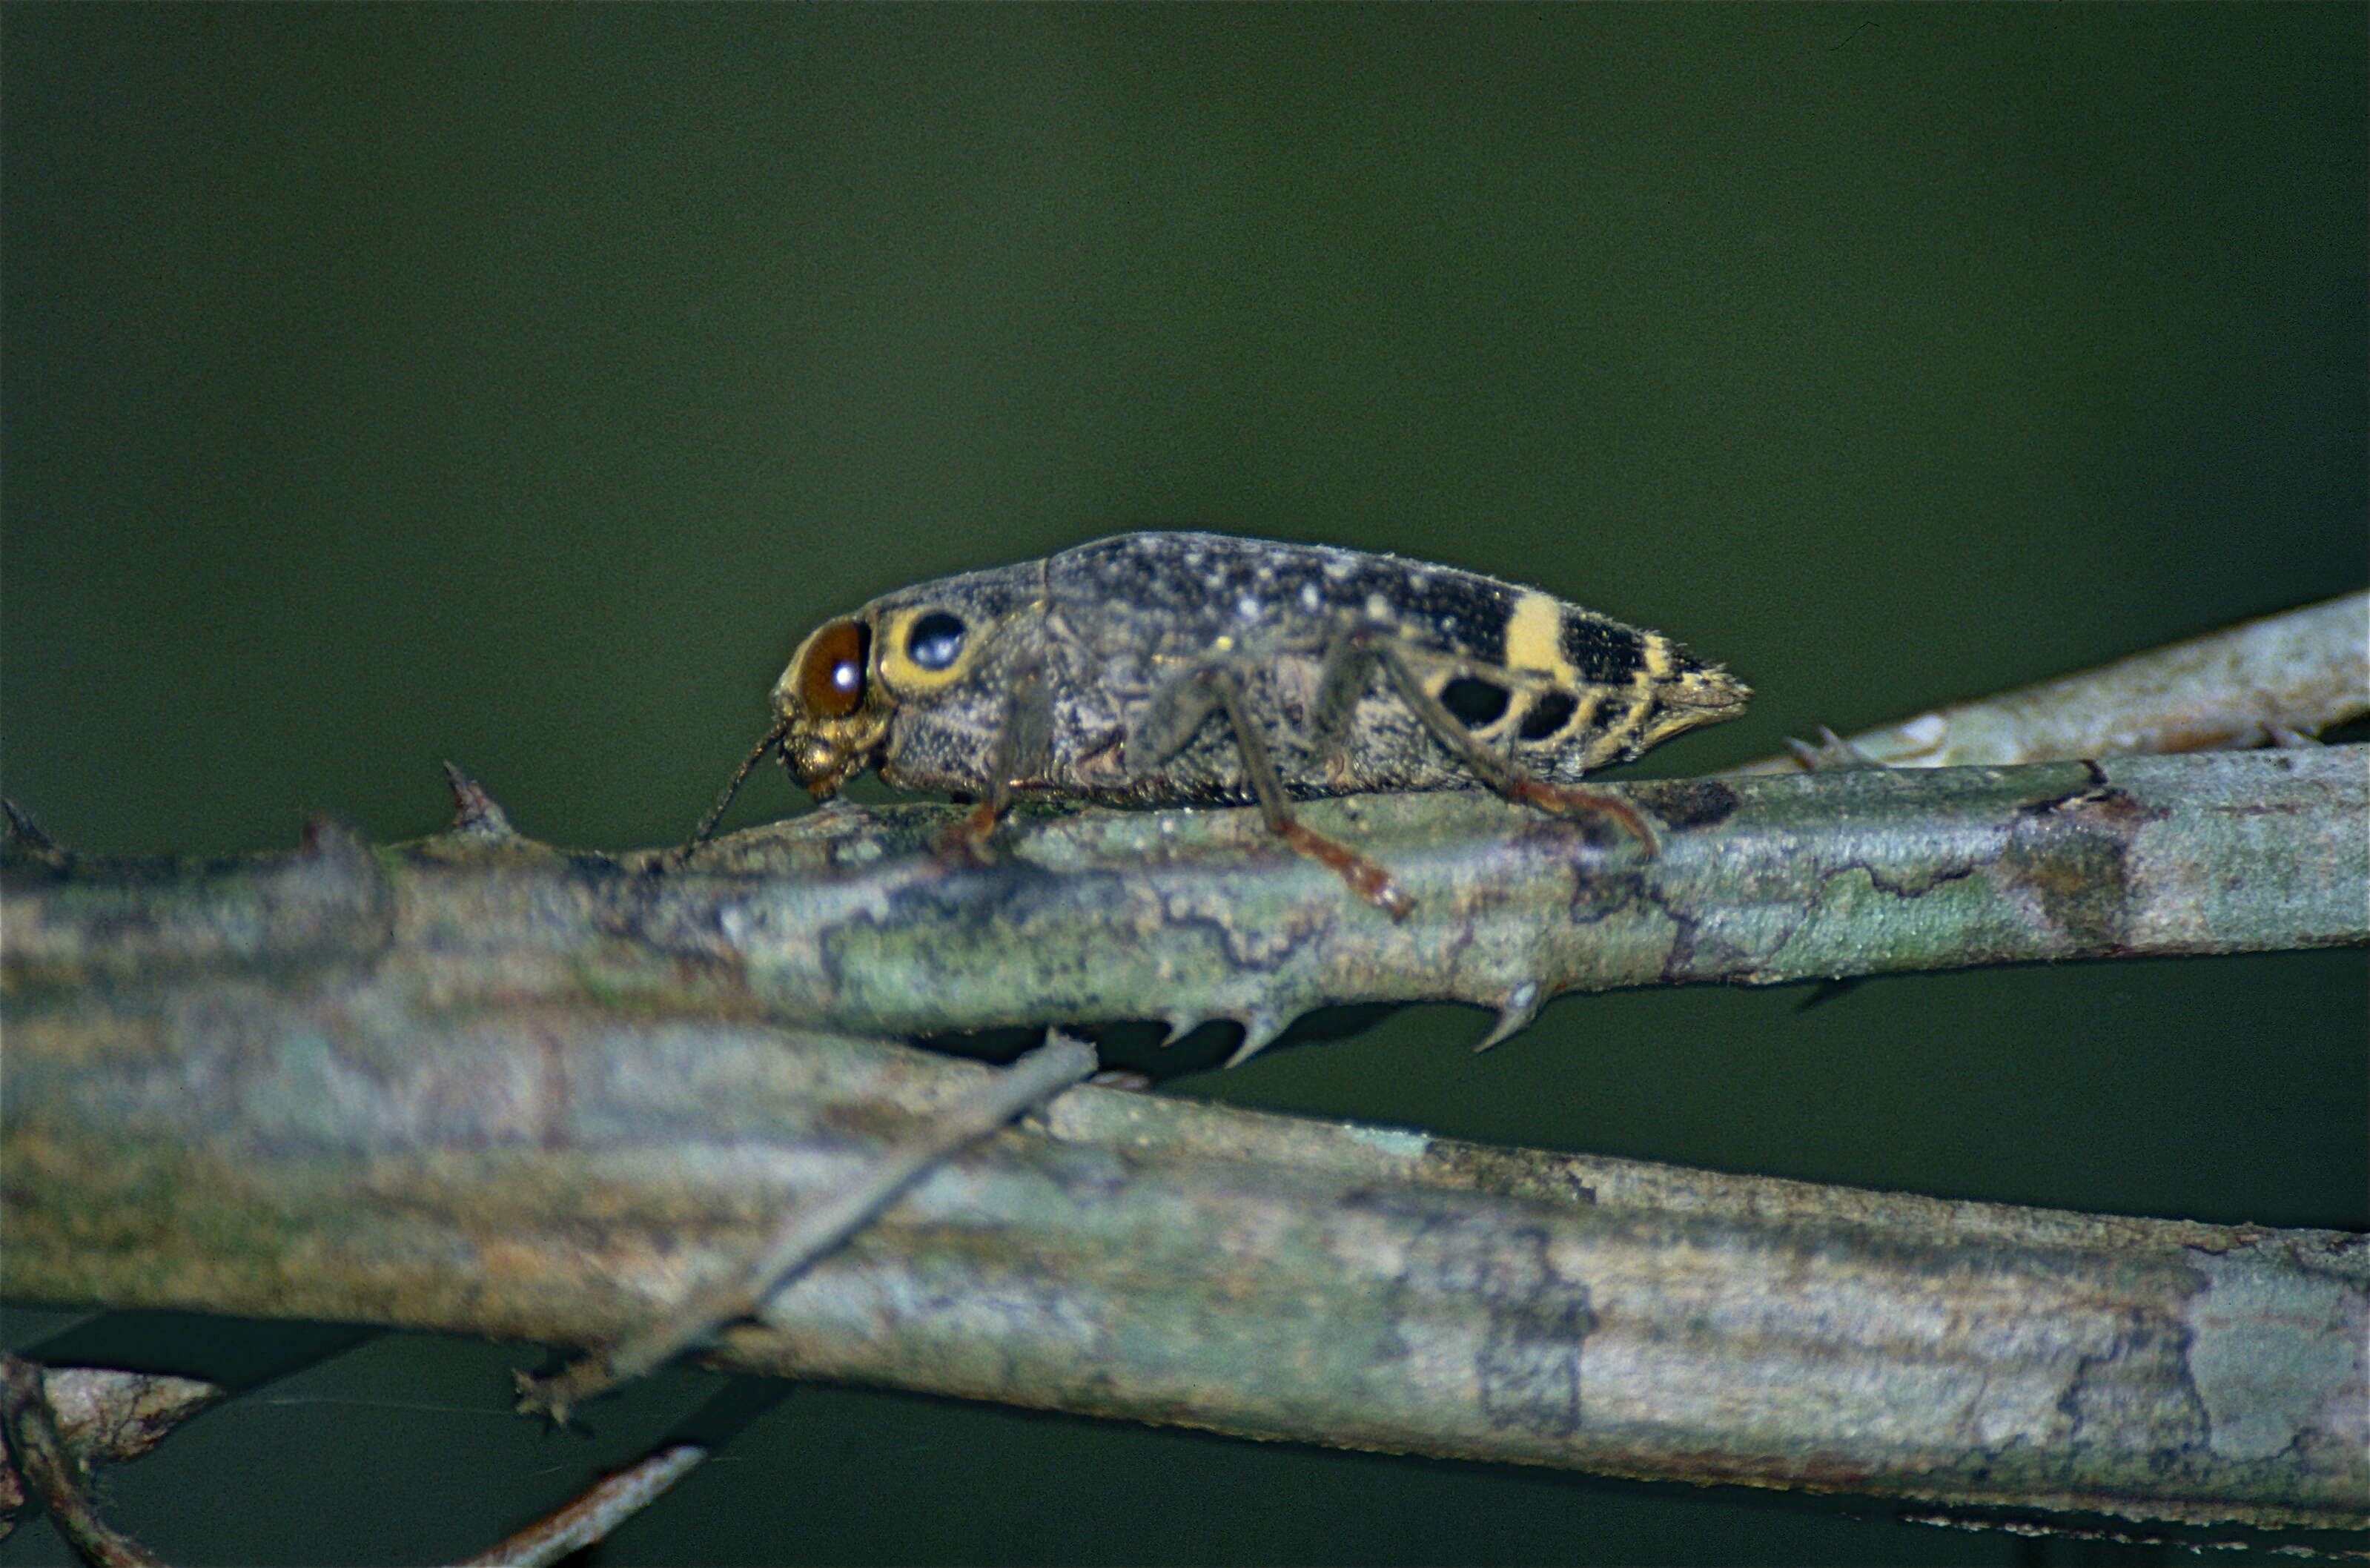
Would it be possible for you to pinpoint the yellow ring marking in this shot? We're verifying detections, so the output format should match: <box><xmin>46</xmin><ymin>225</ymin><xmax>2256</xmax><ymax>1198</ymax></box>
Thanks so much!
<box><xmin>875</xmin><ymin>605</ymin><xmax>974</xmax><ymax>695</ymax></box>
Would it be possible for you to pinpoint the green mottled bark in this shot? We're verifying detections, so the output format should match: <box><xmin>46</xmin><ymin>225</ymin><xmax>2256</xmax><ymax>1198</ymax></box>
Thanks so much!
<box><xmin>3</xmin><ymin>747</ymin><xmax>2365</xmax><ymax>1531</ymax></box>
<box><xmin>4</xmin><ymin>1010</ymin><xmax>2362</xmax><ymax>1531</ymax></box>
<box><xmin>7</xmin><ymin>748</ymin><xmax>2362</xmax><ymax>1056</ymax></box>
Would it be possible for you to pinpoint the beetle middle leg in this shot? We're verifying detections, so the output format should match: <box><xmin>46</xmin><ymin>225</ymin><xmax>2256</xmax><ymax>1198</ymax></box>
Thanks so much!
<box><xmin>1311</xmin><ymin>624</ymin><xmax>1661</xmax><ymax>855</ymax></box>
<box><xmin>1138</xmin><ymin>664</ymin><xmax>1414</xmax><ymax>919</ymax></box>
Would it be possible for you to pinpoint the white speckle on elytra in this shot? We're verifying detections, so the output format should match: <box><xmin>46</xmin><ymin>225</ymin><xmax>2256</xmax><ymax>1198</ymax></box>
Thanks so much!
<box><xmin>1237</xmin><ymin>595</ymin><xmax>1262</xmax><ymax>621</ymax></box>
<box><xmin>1365</xmin><ymin>593</ymin><xmax>1391</xmax><ymax>621</ymax></box>
<box><xmin>1299</xmin><ymin>583</ymin><xmax>1322</xmax><ymax>611</ymax></box>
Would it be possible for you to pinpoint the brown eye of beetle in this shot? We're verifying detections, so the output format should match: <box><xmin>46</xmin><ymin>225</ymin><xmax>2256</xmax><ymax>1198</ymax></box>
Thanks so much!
<box><xmin>796</xmin><ymin>619</ymin><xmax>870</xmax><ymax>718</ymax></box>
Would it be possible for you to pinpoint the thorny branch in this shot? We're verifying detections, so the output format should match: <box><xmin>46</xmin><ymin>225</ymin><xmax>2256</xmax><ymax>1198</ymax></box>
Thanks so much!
<box><xmin>1</xmin><ymin>596</ymin><xmax>2365</xmax><ymax>1554</ymax></box>
<box><xmin>4</xmin><ymin>1013</ymin><xmax>2365</xmax><ymax>1538</ymax></box>
<box><xmin>5</xmin><ymin>747</ymin><xmax>2362</xmax><ymax>1062</ymax></box>
<box><xmin>1727</xmin><ymin>589</ymin><xmax>2367</xmax><ymax>773</ymax></box>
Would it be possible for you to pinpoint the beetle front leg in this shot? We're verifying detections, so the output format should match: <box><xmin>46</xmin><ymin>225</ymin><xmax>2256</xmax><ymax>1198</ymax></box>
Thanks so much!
<box><xmin>937</xmin><ymin>658</ymin><xmax>1053</xmax><ymax>863</ymax></box>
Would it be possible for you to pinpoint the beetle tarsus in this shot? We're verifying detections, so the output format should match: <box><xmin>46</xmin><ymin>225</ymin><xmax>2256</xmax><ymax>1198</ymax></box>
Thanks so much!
<box><xmin>935</xmin><ymin>797</ymin><xmax>1006</xmax><ymax>866</ymax></box>
<box><xmin>1506</xmin><ymin>775</ymin><xmax>1660</xmax><ymax>857</ymax></box>
<box><xmin>1278</xmin><ymin>818</ymin><xmax>1415</xmax><ymax>919</ymax></box>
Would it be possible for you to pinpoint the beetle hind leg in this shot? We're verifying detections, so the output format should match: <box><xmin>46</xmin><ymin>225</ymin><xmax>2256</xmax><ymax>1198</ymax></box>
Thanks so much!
<box><xmin>1319</xmin><ymin>625</ymin><xmax>1660</xmax><ymax>857</ymax></box>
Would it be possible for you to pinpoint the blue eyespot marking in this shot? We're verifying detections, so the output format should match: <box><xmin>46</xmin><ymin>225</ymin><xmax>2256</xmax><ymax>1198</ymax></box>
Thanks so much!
<box><xmin>907</xmin><ymin>611</ymin><xmax>967</xmax><ymax>671</ymax></box>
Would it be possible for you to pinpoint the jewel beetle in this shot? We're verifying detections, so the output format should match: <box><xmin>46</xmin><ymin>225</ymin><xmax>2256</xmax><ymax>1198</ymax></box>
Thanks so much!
<box><xmin>690</xmin><ymin>531</ymin><xmax>1748</xmax><ymax>917</ymax></box>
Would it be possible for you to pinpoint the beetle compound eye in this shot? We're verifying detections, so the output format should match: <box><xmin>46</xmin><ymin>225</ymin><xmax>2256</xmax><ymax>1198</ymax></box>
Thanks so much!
<box><xmin>1439</xmin><ymin>675</ymin><xmax>1512</xmax><ymax>730</ymax></box>
<box><xmin>797</xmin><ymin>619</ymin><xmax>870</xmax><ymax>718</ymax></box>
<box><xmin>906</xmin><ymin>610</ymin><xmax>967</xmax><ymax>672</ymax></box>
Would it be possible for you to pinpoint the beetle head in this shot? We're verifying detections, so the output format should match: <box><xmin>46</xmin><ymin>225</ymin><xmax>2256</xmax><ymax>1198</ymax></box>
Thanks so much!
<box><xmin>772</xmin><ymin>616</ymin><xmax>892</xmax><ymax>798</ymax></box>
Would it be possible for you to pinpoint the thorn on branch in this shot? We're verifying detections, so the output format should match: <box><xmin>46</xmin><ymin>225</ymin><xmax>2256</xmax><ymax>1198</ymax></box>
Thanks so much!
<box><xmin>1</xmin><ymin>798</ymin><xmax>57</xmax><ymax>855</ymax></box>
<box><xmin>442</xmin><ymin>763</ymin><xmax>521</xmax><ymax>842</ymax></box>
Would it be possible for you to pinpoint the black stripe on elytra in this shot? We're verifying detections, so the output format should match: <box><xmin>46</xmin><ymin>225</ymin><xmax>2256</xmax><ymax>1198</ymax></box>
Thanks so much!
<box><xmin>1560</xmin><ymin>614</ymin><xmax>1648</xmax><ymax>686</ymax></box>
<box><xmin>1371</xmin><ymin>570</ymin><xmax>1513</xmax><ymax>664</ymax></box>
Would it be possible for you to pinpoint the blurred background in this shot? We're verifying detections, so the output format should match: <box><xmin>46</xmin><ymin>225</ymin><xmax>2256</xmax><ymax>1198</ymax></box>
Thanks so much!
<box><xmin>4</xmin><ymin>7</ymin><xmax>2362</xmax><ymax>1564</ymax></box>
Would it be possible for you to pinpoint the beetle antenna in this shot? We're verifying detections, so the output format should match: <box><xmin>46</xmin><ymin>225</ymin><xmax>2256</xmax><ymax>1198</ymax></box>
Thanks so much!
<box><xmin>680</xmin><ymin>715</ymin><xmax>796</xmax><ymax>862</ymax></box>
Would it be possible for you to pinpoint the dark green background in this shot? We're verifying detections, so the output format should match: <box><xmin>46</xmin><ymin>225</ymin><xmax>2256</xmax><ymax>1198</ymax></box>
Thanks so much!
<box><xmin>4</xmin><ymin>6</ymin><xmax>2362</xmax><ymax>1564</ymax></box>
